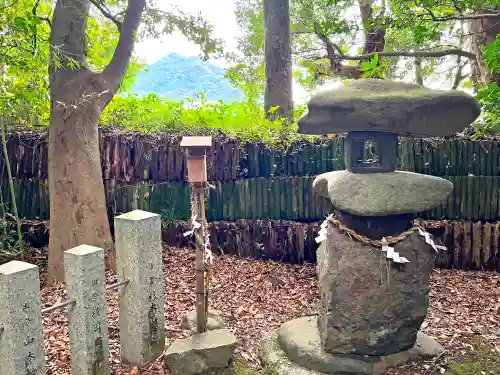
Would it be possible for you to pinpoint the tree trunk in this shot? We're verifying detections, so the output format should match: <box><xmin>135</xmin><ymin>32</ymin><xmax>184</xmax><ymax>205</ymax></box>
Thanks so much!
<box><xmin>316</xmin><ymin>0</ymin><xmax>386</xmax><ymax>79</ymax></box>
<box><xmin>263</xmin><ymin>0</ymin><xmax>293</xmax><ymax>121</ymax></box>
<box><xmin>358</xmin><ymin>0</ymin><xmax>386</xmax><ymax>55</ymax></box>
<box><xmin>47</xmin><ymin>71</ymin><xmax>114</xmax><ymax>283</ymax></box>
<box><xmin>470</xmin><ymin>8</ymin><xmax>500</xmax><ymax>84</ymax></box>
<box><xmin>47</xmin><ymin>0</ymin><xmax>145</xmax><ymax>283</ymax></box>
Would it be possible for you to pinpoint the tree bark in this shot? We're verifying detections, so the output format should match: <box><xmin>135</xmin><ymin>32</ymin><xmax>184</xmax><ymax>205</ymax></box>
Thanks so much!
<box><xmin>358</xmin><ymin>0</ymin><xmax>386</xmax><ymax>56</ymax></box>
<box><xmin>263</xmin><ymin>0</ymin><xmax>293</xmax><ymax>121</ymax></box>
<box><xmin>48</xmin><ymin>72</ymin><xmax>113</xmax><ymax>283</ymax></box>
<box><xmin>47</xmin><ymin>0</ymin><xmax>145</xmax><ymax>283</ymax></box>
<box><xmin>470</xmin><ymin>7</ymin><xmax>500</xmax><ymax>84</ymax></box>
<box><xmin>315</xmin><ymin>0</ymin><xmax>386</xmax><ymax>79</ymax></box>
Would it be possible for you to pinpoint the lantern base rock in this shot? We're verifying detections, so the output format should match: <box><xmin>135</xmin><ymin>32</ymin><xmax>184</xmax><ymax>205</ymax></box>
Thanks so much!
<box><xmin>259</xmin><ymin>316</ymin><xmax>443</xmax><ymax>375</ymax></box>
<box><xmin>317</xmin><ymin>229</ymin><xmax>436</xmax><ymax>355</ymax></box>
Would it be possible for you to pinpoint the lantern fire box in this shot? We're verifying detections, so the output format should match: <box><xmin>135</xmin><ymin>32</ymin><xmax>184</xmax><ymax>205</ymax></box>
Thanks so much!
<box><xmin>180</xmin><ymin>136</ymin><xmax>212</xmax><ymax>183</ymax></box>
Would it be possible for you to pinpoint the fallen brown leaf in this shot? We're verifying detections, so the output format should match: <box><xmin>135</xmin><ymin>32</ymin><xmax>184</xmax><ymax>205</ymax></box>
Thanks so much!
<box><xmin>36</xmin><ymin>246</ymin><xmax>500</xmax><ymax>375</ymax></box>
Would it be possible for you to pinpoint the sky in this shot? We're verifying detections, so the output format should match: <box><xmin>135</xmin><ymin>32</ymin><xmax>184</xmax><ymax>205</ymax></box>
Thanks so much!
<box><xmin>134</xmin><ymin>0</ymin><xmax>312</xmax><ymax>102</ymax></box>
<box><xmin>133</xmin><ymin>0</ymin><xmax>468</xmax><ymax>103</ymax></box>
<box><xmin>135</xmin><ymin>0</ymin><xmax>240</xmax><ymax>65</ymax></box>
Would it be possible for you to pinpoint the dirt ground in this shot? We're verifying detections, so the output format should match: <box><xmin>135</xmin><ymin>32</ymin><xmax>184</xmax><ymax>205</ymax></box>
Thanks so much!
<box><xmin>33</xmin><ymin>246</ymin><xmax>500</xmax><ymax>375</ymax></box>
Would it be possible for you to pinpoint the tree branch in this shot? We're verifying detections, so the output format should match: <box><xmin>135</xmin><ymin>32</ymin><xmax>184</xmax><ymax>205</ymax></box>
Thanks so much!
<box><xmin>89</xmin><ymin>0</ymin><xmax>122</xmax><ymax>30</ymax></box>
<box><xmin>313</xmin><ymin>26</ymin><xmax>476</xmax><ymax>62</ymax></box>
<box><xmin>33</xmin><ymin>0</ymin><xmax>51</xmax><ymax>27</ymax></box>
<box><xmin>0</xmin><ymin>0</ymin><xmax>19</xmax><ymax>11</ymax></box>
<box><xmin>417</xmin><ymin>7</ymin><xmax>500</xmax><ymax>21</ymax></box>
<box><xmin>101</xmin><ymin>0</ymin><xmax>146</xmax><ymax>97</ymax></box>
<box><xmin>341</xmin><ymin>48</ymin><xmax>477</xmax><ymax>60</ymax></box>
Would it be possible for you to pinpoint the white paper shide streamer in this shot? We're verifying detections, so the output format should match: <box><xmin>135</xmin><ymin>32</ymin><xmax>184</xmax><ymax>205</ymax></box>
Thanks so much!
<box><xmin>417</xmin><ymin>227</ymin><xmax>447</xmax><ymax>253</ymax></box>
<box><xmin>183</xmin><ymin>214</ymin><xmax>213</xmax><ymax>264</ymax></box>
<box><xmin>381</xmin><ymin>237</ymin><xmax>410</xmax><ymax>264</ymax></box>
<box><xmin>315</xmin><ymin>219</ymin><xmax>329</xmax><ymax>244</ymax></box>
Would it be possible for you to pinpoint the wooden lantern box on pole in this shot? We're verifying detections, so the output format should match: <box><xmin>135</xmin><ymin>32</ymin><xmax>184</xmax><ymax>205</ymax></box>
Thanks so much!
<box><xmin>180</xmin><ymin>136</ymin><xmax>212</xmax><ymax>184</ymax></box>
<box><xmin>180</xmin><ymin>136</ymin><xmax>212</xmax><ymax>334</ymax></box>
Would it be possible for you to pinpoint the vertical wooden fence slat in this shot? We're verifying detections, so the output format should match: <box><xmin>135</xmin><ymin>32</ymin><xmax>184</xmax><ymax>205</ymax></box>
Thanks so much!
<box><xmin>453</xmin><ymin>221</ymin><xmax>462</xmax><ymax>269</ymax></box>
<box><xmin>483</xmin><ymin>223</ymin><xmax>492</xmax><ymax>269</ymax></box>
<box><xmin>494</xmin><ymin>224</ymin><xmax>500</xmax><ymax>270</ymax></box>
<box><xmin>472</xmin><ymin>222</ymin><xmax>482</xmax><ymax>269</ymax></box>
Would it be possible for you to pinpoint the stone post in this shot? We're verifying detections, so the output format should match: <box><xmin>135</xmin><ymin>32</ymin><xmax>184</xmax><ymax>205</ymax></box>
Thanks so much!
<box><xmin>0</xmin><ymin>261</ymin><xmax>45</xmax><ymax>375</ymax></box>
<box><xmin>115</xmin><ymin>210</ymin><xmax>165</xmax><ymax>366</ymax></box>
<box><xmin>64</xmin><ymin>245</ymin><xmax>109</xmax><ymax>375</ymax></box>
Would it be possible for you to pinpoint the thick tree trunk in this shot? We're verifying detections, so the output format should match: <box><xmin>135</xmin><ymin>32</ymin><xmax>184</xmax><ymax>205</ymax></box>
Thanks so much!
<box><xmin>263</xmin><ymin>0</ymin><xmax>293</xmax><ymax>121</ymax></box>
<box><xmin>47</xmin><ymin>72</ymin><xmax>113</xmax><ymax>283</ymax></box>
<box><xmin>358</xmin><ymin>0</ymin><xmax>386</xmax><ymax>55</ymax></box>
<box><xmin>47</xmin><ymin>0</ymin><xmax>145</xmax><ymax>283</ymax></box>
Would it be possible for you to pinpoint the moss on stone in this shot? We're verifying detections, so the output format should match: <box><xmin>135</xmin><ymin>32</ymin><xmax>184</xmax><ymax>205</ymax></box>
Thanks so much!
<box><xmin>297</xmin><ymin>79</ymin><xmax>481</xmax><ymax>137</ymax></box>
<box><xmin>199</xmin><ymin>355</ymin><xmax>259</xmax><ymax>375</ymax></box>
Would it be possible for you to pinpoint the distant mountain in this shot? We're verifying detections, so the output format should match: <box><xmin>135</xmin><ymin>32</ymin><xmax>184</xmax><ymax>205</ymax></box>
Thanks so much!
<box><xmin>132</xmin><ymin>53</ymin><xmax>243</xmax><ymax>103</ymax></box>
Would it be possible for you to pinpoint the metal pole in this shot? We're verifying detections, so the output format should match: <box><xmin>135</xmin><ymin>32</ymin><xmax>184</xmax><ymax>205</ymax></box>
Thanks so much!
<box><xmin>41</xmin><ymin>298</ymin><xmax>76</xmax><ymax>314</ymax></box>
<box><xmin>193</xmin><ymin>184</ymin><xmax>206</xmax><ymax>334</ymax></box>
<box><xmin>105</xmin><ymin>279</ymin><xmax>129</xmax><ymax>291</ymax></box>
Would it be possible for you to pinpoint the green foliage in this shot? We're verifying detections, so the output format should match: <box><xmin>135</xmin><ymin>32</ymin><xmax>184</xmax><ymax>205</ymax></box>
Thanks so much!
<box><xmin>0</xmin><ymin>216</ymin><xmax>25</xmax><ymax>263</ymax></box>
<box><xmin>232</xmin><ymin>0</ymin><xmax>482</xmax><ymax>87</ymax></box>
<box><xmin>474</xmin><ymin>83</ymin><xmax>500</xmax><ymax>135</ymax></box>
<box><xmin>1</xmin><ymin>0</ymin><xmax>306</xmax><ymax>147</ymax></box>
<box><xmin>360</xmin><ymin>54</ymin><xmax>389</xmax><ymax>79</ymax></box>
<box><xmin>0</xmin><ymin>0</ymin><xmax>223</xmax><ymax>127</ymax></box>
<box><xmin>484</xmin><ymin>35</ymin><xmax>500</xmax><ymax>74</ymax></box>
<box><xmin>101</xmin><ymin>93</ymin><xmax>307</xmax><ymax>145</ymax></box>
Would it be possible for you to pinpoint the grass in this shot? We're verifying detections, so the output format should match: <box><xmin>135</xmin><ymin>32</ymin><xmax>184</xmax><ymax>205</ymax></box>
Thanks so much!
<box><xmin>446</xmin><ymin>338</ymin><xmax>500</xmax><ymax>375</ymax></box>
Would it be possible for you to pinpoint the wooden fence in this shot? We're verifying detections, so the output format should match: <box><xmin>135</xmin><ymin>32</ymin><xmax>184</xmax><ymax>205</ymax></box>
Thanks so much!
<box><xmin>2</xmin><ymin>131</ymin><xmax>500</xmax><ymax>222</ymax></box>
<box><xmin>165</xmin><ymin>219</ymin><xmax>500</xmax><ymax>271</ymax></box>
<box><xmin>5</xmin><ymin>132</ymin><xmax>500</xmax><ymax>181</ymax></box>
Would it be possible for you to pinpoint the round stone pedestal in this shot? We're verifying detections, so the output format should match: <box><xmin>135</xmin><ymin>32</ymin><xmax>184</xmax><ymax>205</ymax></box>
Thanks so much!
<box><xmin>259</xmin><ymin>316</ymin><xmax>443</xmax><ymax>375</ymax></box>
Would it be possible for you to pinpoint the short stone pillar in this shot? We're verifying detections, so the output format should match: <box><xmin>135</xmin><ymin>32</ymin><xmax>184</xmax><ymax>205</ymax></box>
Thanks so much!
<box><xmin>64</xmin><ymin>245</ymin><xmax>109</xmax><ymax>375</ymax></box>
<box><xmin>115</xmin><ymin>210</ymin><xmax>165</xmax><ymax>366</ymax></box>
<box><xmin>0</xmin><ymin>261</ymin><xmax>45</xmax><ymax>375</ymax></box>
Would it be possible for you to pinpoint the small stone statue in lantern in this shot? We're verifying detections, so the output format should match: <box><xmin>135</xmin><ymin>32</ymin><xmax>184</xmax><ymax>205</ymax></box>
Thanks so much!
<box><xmin>260</xmin><ymin>79</ymin><xmax>481</xmax><ymax>374</ymax></box>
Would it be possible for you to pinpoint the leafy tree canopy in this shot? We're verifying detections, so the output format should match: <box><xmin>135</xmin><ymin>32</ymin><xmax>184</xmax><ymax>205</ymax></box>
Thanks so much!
<box><xmin>0</xmin><ymin>0</ymin><xmax>223</xmax><ymax>126</ymax></box>
<box><xmin>232</xmin><ymin>0</ymin><xmax>500</xmax><ymax>134</ymax></box>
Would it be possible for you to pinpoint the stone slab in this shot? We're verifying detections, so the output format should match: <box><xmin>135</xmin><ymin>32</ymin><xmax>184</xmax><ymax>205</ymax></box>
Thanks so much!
<box><xmin>313</xmin><ymin>170</ymin><xmax>453</xmax><ymax>216</ymax></box>
<box><xmin>297</xmin><ymin>79</ymin><xmax>480</xmax><ymax>137</ymax></box>
<box><xmin>260</xmin><ymin>317</ymin><xmax>443</xmax><ymax>375</ymax></box>
<box><xmin>115</xmin><ymin>210</ymin><xmax>166</xmax><ymax>366</ymax></box>
<box><xmin>164</xmin><ymin>329</ymin><xmax>237</xmax><ymax>375</ymax></box>
<box><xmin>0</xmin><ymin>261</ymin><xmax>45</xmax><ymax>375</ymax></box>
<box><xmin>181</xmin><ymin>309</ymin><xmax>225</xmax><ymax>333</ymax></box>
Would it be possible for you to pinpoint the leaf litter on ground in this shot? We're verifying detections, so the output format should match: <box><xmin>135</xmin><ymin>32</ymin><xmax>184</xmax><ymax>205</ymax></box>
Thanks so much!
<box><xmin>35</xmin><ymin>246</ymin><xmax>499</xmax><ymax>375</ymax></box>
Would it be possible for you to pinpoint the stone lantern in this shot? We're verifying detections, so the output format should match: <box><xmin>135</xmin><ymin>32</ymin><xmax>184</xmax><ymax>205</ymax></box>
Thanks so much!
<box><xmin>260</xmin><ymin>79</ymin><xmax>481</xmax><ymax>374</ymax></box>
